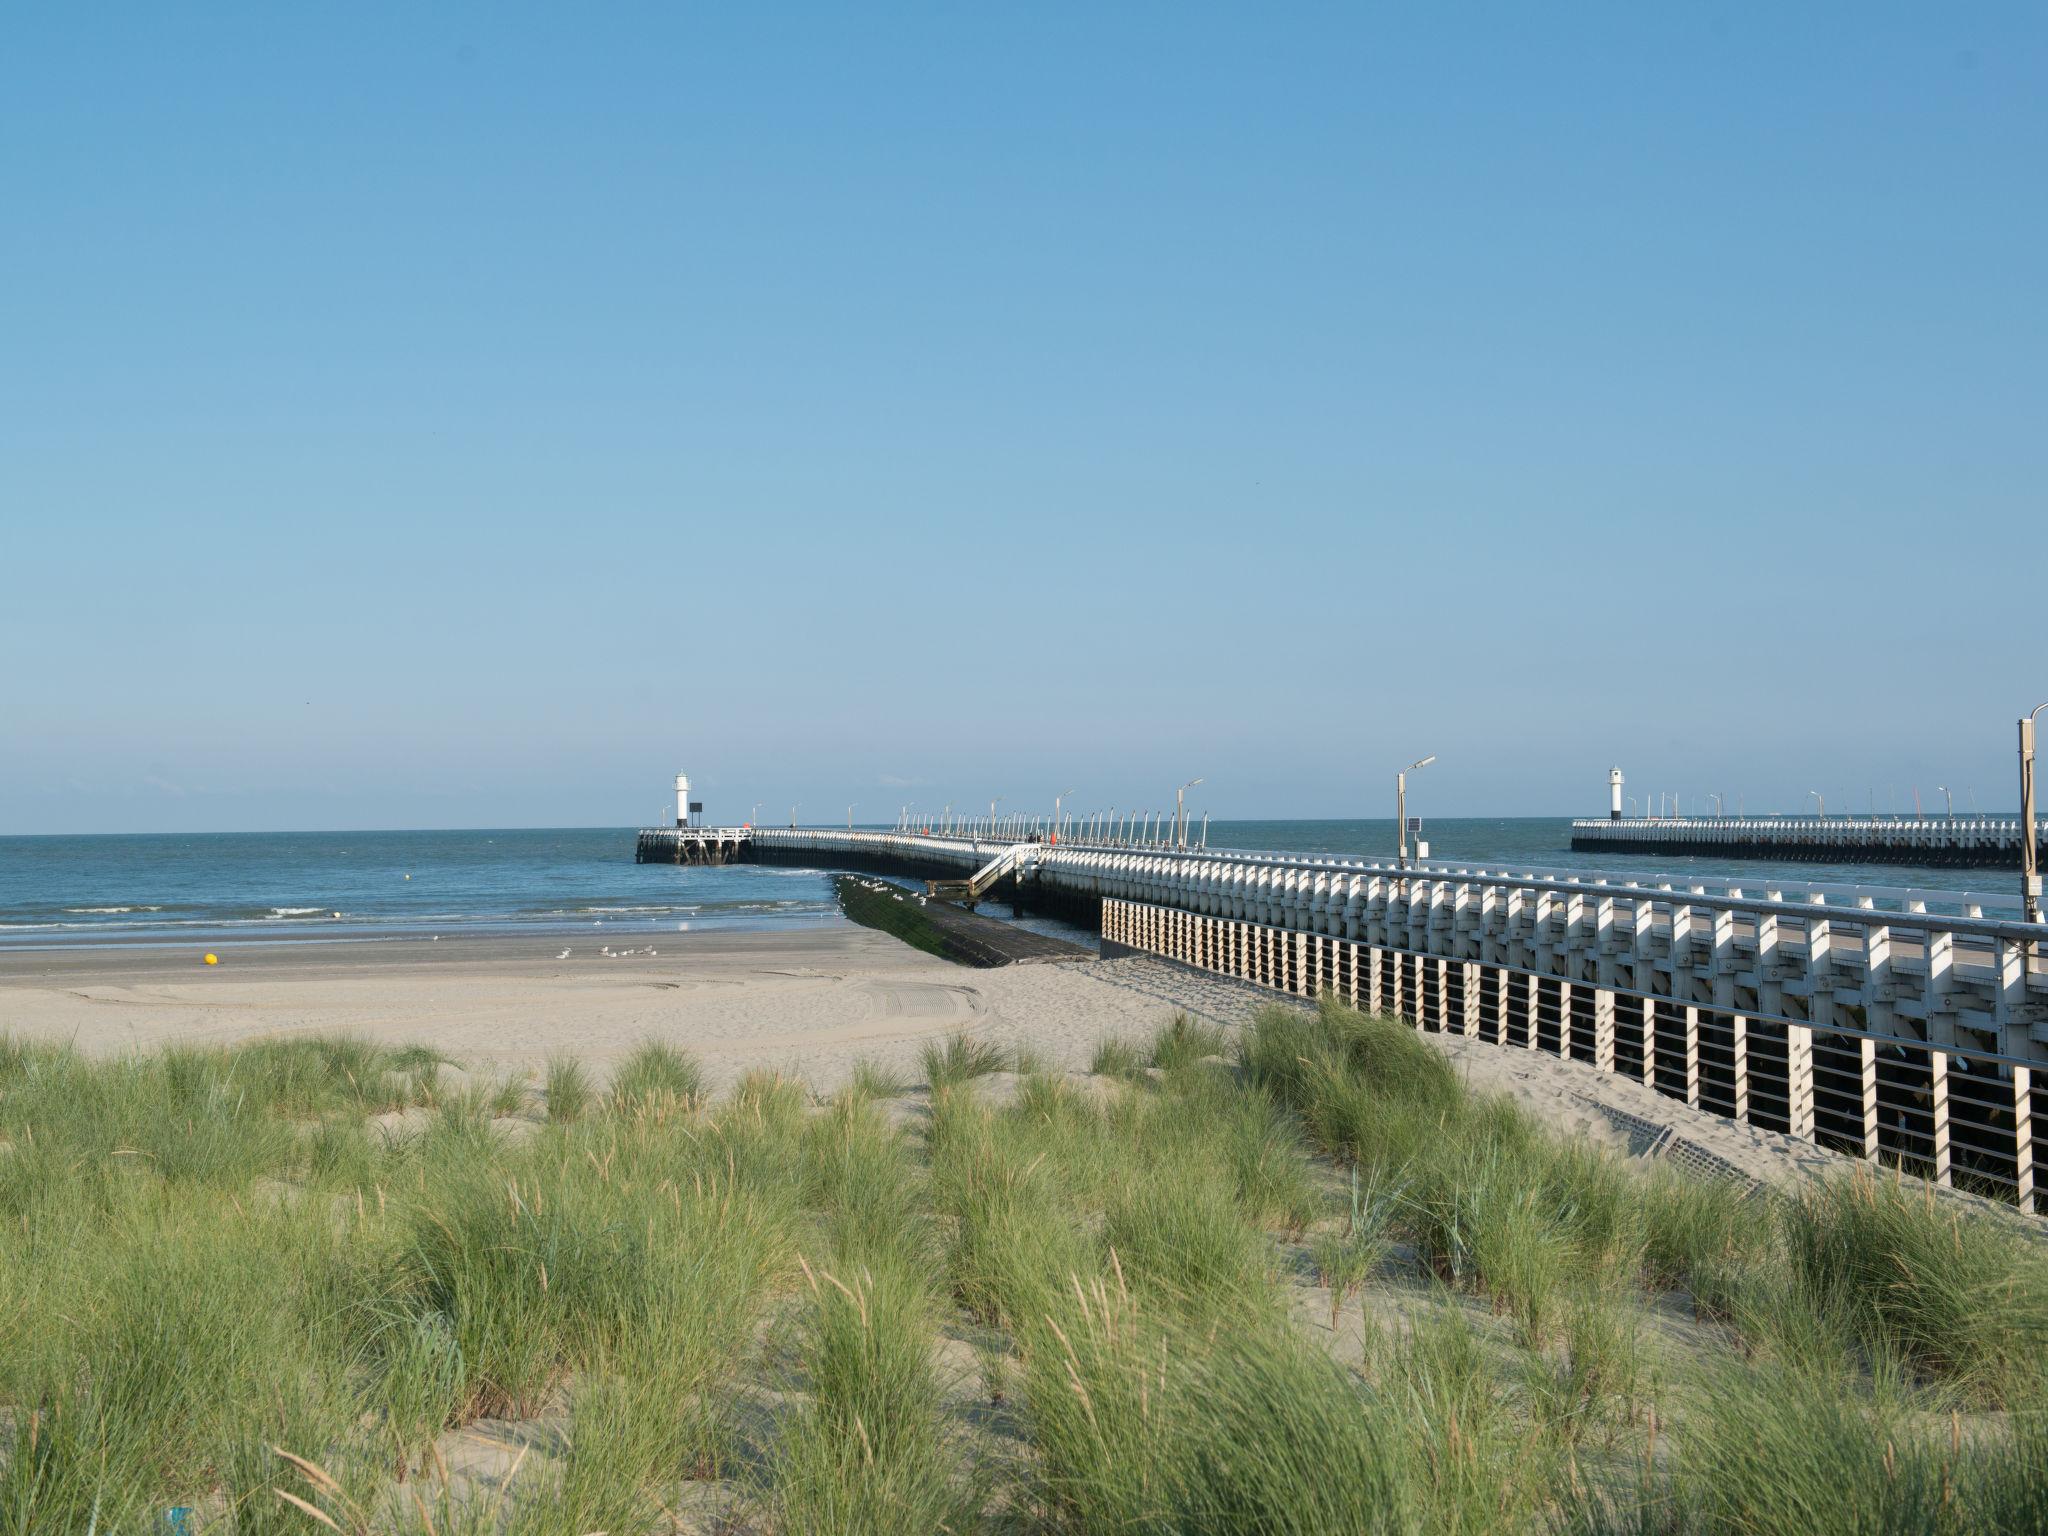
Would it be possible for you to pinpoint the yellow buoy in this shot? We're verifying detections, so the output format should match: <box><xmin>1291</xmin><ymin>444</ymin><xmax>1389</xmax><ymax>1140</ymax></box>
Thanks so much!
<box><xmin>203</xmin><ymin>953</ymin><xmax>219</xmax><ymax>965</ymax></box>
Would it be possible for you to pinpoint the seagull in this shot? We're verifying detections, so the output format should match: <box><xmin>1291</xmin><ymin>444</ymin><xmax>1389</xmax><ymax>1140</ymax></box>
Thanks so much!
<box><xmin>558</xmin><ymin>949</ymin><xmax>571</xmax><ymax>959</ymax></box>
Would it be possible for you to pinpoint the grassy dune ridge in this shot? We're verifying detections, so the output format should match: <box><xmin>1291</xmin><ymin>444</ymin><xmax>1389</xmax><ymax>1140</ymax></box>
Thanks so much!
<box><xmin>0</xmin><ymin>1005</ymin><xmax>2043</xmax><ymax>1532</ymax></box>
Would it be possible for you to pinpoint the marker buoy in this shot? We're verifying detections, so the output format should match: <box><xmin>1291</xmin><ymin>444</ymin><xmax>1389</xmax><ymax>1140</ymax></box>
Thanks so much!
<box><xmin>203</xmin><ymin>953</ymin><xmax>219</xmax><ymax>965</ymax></box>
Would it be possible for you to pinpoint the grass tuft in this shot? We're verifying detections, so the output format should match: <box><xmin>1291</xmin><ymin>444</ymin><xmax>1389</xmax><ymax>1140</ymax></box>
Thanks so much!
<box><xmin>919</xmin><ymin>1032</ymin><xmax>1007</xmax><ymax>1090</ymax></box>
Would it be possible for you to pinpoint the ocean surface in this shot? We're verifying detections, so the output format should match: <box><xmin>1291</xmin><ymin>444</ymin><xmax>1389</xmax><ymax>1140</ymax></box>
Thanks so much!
<box><xmin>0</xmin><ymin>820</ymin><xmax>2026</xmax><ymax>950</ymax></box>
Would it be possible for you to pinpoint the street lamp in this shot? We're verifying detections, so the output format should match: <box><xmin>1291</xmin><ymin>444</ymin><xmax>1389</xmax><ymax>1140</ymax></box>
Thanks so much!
<box><xmin>989</xmin><ymin>797</ymin><xmax>1002</xmax><ymax>840</ymax></box>
<box><xmin>1175</xmin><ymin>778</ymin><xmax>1203</xmax><ymax>849</ymax></box>
<box><xmin>1938</xmin><ymin>786</ymin><xmax>1953</xmax><ymax>819</ymax></box>
<box><xmin>750</xmin><ymin>802</ymin><xmax>763</xmax><ymax>829</ymax></box>
<box><xmin>847</xmin><ymin>804</ymin><xmax>856</xmax><ymax>831</ymax></box>
<box><xmin>1808</xmin><ymin>790</ymin><xmax>1825</xmax><ymax>818</ymax></box>
<box><xmin>1053</xmin><ymin>789</ymin><xmax>1074</xmax><ymax>845</ymax></box>
<box><xmin>2021</xmin><ymin>703</ymin><xmax>2046</xmax><ymax>929</ymax></box>
<box><xmin>1397</xmin><ymin>755</ymin><xmax>1436</xmax><ymax>868</ymax></box>
<box><xmin>790</xmin><ymin>804</ymin><xmax>799</xmax><ymax>828</ymax></box>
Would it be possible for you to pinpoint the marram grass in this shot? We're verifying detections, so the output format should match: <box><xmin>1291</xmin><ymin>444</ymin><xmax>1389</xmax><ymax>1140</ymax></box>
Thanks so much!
<box><xmin>1</xmin><ymin>1003</ymin><xmax>2044</xmax><ymax>1533</ymax></box>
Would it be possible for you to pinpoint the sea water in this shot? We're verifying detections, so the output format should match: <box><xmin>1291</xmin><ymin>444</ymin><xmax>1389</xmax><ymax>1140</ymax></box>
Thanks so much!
<box><xmin>0</xmin><ymin>819</ymin><xmax>2023</xmax><ymax>950</ymax></box>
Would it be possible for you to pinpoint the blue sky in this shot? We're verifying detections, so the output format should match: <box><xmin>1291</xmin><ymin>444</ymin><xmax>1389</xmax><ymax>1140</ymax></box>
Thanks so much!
<box><xmin>4</xmin><ymin>3</ymin><xmax>2043</xmax><ymax>833</ymax></box>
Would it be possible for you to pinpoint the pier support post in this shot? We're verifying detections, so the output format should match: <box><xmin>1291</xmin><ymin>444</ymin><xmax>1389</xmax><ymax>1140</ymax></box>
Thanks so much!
<box><xmin>1591</xmin><ymin>988</ymin><xmax>1616</xmax><ymax>1073</ymax></box>
<box><xmin>1525</xmin><ymin>974</ymin><xmax>1541</xmax><ymax>1050</ymax></box>
<box><xmin>1930</xmin><ymin>1049</ymin><xmax>1952</xmax><ymax>1187</ymax></box>
<box><xmin>1858</xmin><ymin>1037</ymin><xmax>1881</xmax><ymax>1160</ymax></box>
<box><xmin>1786</xmin><ymin>1024</ymin><xmax>1815</xmax><ymax>1140</ymax></box>
<box><xmin>1683</xmin><ymin>1005</ymin><xmax>1701</xmax><ymax>1108</ymax></box>
<box><xmin>2015</xmin><ymin>1067</ymin><xmax>2035</xmax><ymax>1216</ymax></box>
<box><xmin>1731</xmin><ymin>1015</ymin><xmax>1749</xmax><ymax>1123</ymax></box>
<box><xmin>1461</xmin><ymin>962</ymin><xmax>1481</xmax><ymax>1036</ymax></box>
<box><xmin>1640</xmin><ymin>999</ymin><xmax>1658</xmax><ymax>1093</ymax></box>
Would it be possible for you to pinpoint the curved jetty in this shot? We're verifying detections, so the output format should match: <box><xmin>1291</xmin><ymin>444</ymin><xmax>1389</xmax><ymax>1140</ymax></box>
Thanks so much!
<box><xmin>1570</xmin><ymin>814</ymin><xmax>2043</xmax><ymax>868</ymax></box>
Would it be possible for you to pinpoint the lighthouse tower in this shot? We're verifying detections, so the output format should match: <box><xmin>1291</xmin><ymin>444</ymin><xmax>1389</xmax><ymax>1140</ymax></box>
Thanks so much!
<box><xmin>675</xmin><ymin>773</ymin><xmax>692</xmax><ymax>829</ymax></box>
<box><xmin>1608</xmin><ymin>767</ymin><xmax>1625</xmax><ymax>822</ymax></box>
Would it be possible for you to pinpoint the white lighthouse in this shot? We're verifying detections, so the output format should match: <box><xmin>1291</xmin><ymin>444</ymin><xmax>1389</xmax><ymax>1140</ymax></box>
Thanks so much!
<box><xmin>675</xmin><ymin>772</ymin><xmax>692</xmax><ymax>828</ymax></box>
<box><xmin>1609</xmin><ymin>766</ymin><xmax>1625</xmax><ymax>822</ymax></box>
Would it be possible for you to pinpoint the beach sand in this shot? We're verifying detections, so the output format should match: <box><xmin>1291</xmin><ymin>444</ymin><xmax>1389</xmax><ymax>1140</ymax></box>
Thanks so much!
<box><xmin>0</xmin><ymin>925</ymin><xmax>1177</xmax><ymax>1095</ymax></box>
<box><xmin>0</xmin><ymin>920</ymin><xmax>1880</xmax><ymax>1200</ymax></box>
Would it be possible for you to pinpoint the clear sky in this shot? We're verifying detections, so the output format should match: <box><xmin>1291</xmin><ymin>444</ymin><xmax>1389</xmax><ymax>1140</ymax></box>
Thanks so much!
<box><xmin>4</xmin><ymin>3</ymin><xmax>2043</xmax><ymax>834</ymax></box>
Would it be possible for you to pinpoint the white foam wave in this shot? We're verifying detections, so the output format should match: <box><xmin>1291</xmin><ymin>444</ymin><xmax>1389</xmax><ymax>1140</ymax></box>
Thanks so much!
<box><xmin>63</xmin><ymin>906</ymin><xmax>166</xmax><ymax>914</ymax></box>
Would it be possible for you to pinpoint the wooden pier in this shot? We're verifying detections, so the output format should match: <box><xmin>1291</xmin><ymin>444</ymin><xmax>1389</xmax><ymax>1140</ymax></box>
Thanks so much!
<box><xmin>634</xmin><ymin>823</ymin><xmax>2048</xmax><ymax>1211</ymax></box>
<box><xmin>1571</xmin><ymin>815</ymin><xmax>2045</xmax><ymax>868</ymax></box>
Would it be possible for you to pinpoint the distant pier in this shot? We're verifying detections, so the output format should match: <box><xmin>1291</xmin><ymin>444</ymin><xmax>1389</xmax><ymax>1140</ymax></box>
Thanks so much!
<box><xmin>1571</xmin><ymin>815</ymin><xmax>2043</xmax><ymax>869</ymax></box>
<box><xmin>635</xmin><ymin>827</ymin><xmax>751</xmax><ymax>865</ymax></box>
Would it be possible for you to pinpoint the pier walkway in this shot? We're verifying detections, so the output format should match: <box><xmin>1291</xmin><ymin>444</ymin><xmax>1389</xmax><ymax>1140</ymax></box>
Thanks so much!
<box><xmin>637</xmin><ymin>824</ymin><xmax>2048</xmax><ymax>1211</ymax></box>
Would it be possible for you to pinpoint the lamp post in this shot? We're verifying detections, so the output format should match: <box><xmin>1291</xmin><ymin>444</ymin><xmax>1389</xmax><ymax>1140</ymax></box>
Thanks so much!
<box><xmin>750</xmin><ymin>802</ymin><xmax>763</xmax><ymax>829</ymax></box>
<box><xmin>1175</xmin><ymin>778</ymin><xmax>1203</xmax><ymax>849</ymax></box>
<box><xmin>990</xmin><ymin>798</ymin><xmax>1002</xmax><ymax>841</ymax></box>
<box><xmin>790</xmin><ymin>805</ymin><xmax>798</xmax><ymax>828</ymax></box>
<box><xmin>1808</xmin><ymin>790</ymin><xmax>1825</xmax><ymax>818</ymax></box>
<box><xmin>2021</xmin><ymin>703</ymin><xmax>2046</xmax><ymax>929</ymax></box>
<box><xmin>1397</xmin><ymin>755</ymin><xmax>1436</xmax><ymax>869</ymax></box>
<box><xmin>847</xmin><ymin>804</ymin><xmax>856</xmax><ymax>831</ymax></box>
<box><xmin>1053</xmin><ymin>789</ymin><xmax>1073</xmax><ymax>846</ymax></box>
<box><xmin>1938</xmin><ymin>786</ymin><xmax>1953</xmax><ymax>819</ymax></box>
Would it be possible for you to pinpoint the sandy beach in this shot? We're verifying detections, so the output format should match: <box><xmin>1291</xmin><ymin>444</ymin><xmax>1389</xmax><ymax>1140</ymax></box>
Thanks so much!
<box><xmin>0</xmin><ymin>917</ymin><xmax>1893</xmax><ymax>1203</ymax></box>
<box><xmin>0</xmin><ymin>925</ymin><xmax>1152</xmax><ymax>1090</ymax></box>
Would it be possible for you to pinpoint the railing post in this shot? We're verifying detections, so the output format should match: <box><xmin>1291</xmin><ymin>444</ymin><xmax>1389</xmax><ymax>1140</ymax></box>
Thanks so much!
<box><xmin>1786</xmin><ymin>1023</ymin><xmax>1815</xmax><ymax>1140</ymax></box>
<box><xmin>1858</xmin><ymin>1036</ymin><xmax>1881</xmax><ymax>1160</ymax></box>
<box><xmin>2015</xmin><ymin>1066</ymin><xmax>2035</xmax><ymax>1216</ymax></box>
<box><xmin>1592</xmin><ymin>987</ymin><xmax>1616</xmax><ymax>1073</ymax></box>
<box><xmin>1683</xmin><ymin>1004</ymin><xmax>1701</xmax><ymax>1107</ymax></box>
<box><xmin>1731</xmin><ymin>1014</ymin><xmax>1749</xmax><ymax>1123</ymax></box>
<box><xmin>1929</xmin><ymin>1047</ymin><xmax>1952</xmax><ymax>1187</ymax></box>
<box><xmin>1641</xmin><ymin>998</ymin><xmax>1658</xmax><ymax>1093</ymax></box>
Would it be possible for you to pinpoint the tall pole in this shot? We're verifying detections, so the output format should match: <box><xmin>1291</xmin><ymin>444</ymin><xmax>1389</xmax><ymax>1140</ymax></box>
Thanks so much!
<box><xmin>1397</xmin><ymin>774</ymin><xmax>1406</xmax><ymax>867</ymax></box>
<box><xmin>1397</xmin><ymin>755</ymin><xmax>1436</xmax><ymax>869</ymax></box>
<box><xmin>2022</xmin><ymin>704</ymin><xmax>2044</xmax><ymax>929</ymax></box>
<box><xmin>1176</xmin><ymin>778</ymin><xmax>1203</xmax><ymax>849</ymax></box>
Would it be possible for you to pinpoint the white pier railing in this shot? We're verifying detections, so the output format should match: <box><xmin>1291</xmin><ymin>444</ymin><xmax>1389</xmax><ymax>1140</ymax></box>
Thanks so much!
<box><xmin>724</xmin><ymin>828</ymin><xmax>2048</xmax><ymax>1208</ymax></box>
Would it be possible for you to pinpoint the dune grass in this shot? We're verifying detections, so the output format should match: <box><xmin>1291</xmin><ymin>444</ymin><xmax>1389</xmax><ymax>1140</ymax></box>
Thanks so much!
<box><xmin>1</xmin><ymin>1003</ymin><xmax>2044</xmax><ymax>1532</ymax></box>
